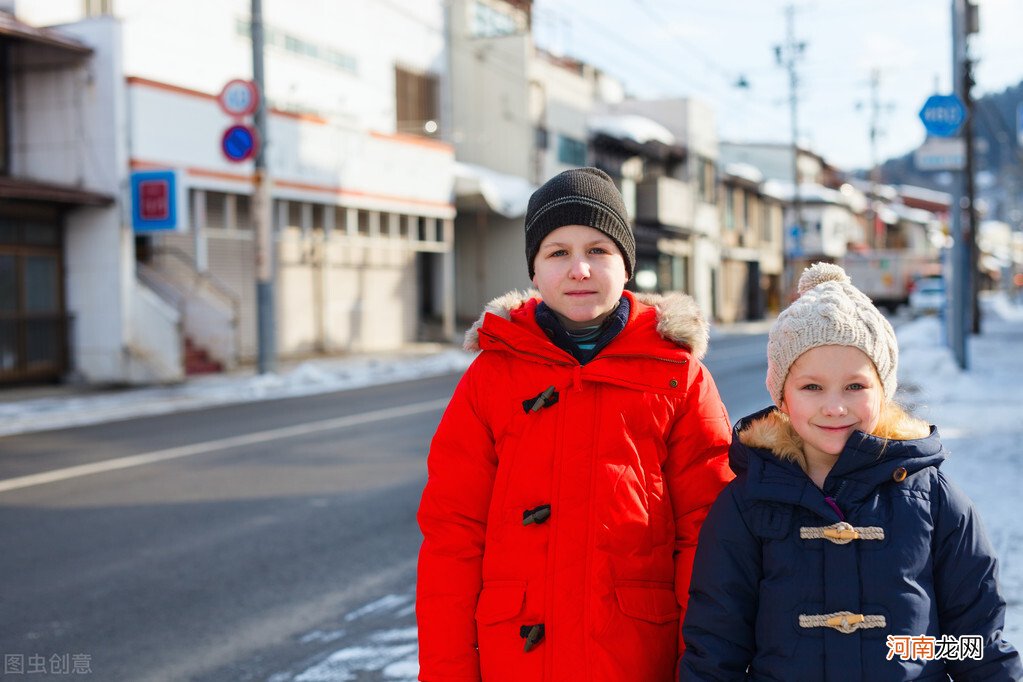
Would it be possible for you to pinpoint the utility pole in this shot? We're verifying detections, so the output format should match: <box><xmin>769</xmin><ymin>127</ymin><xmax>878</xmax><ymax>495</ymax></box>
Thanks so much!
<box><xmin>252</xmin><ymin>0</ymin><xmax>275</xmax><ymax>373</ymax></box>
<box><xmin>962</xmin><ymin>55</ymin><xmax>981</xmax><ymax>334</ymax></box>
<box><xmin>949</xmin><ymin>0</ymin><xmax>965</xmax><ymax>368</ymax></box>
<box><xmin>949</xmin><ymin>0</ymin><xmax>978</xmax><ymax>368</ymax></box>
<box><xmin>775</xmin><ymin>4</ymin><xmax>806</xmax><ymax>296</ymax></box>
<box><xmin>866</xmin><ymin>68</ymin><xmax>883</xmax><ymax>248</ymax></box>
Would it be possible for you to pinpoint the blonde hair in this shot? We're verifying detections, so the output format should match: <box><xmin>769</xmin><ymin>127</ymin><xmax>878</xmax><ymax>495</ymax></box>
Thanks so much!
<box><xmin>870</xmin><ymin>400</ymin><xmax>931</xmax><ymax>441</ymax></box>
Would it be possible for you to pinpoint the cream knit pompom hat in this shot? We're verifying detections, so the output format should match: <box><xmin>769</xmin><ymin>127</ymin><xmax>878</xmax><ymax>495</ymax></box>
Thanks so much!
<box><xmin>766</xmin><ymin>262</ymin><xmax>899</xmax><ymax>405</ymax></box>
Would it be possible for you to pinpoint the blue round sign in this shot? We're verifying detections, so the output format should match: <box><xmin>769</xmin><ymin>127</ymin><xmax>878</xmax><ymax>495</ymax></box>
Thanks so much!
<box><xmin>918</xmin><ymin>94</ymin><xmax>966</xmax><ymax>138</ymax></box>
<box><xmin>221</xmin><ymin>124</ymin><xmax>258</xmax><ymax>162</ymax></box>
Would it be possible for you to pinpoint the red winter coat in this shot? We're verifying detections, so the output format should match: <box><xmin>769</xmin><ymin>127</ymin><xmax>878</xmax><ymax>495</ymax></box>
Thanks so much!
<box><xmin>416</xmin><ymin>289</ymin><xmax>733</xmax><ymax>682</ymax></box>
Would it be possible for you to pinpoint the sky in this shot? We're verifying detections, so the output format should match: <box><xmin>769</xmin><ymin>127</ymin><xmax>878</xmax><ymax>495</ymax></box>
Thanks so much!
<box><xmin>3</xmin><ymin>295</ymin><xmax>1022</xmax><ymax>679</ymax></box>
<box><xmin>530</xmin><ymin>0</ymin><xmax>1023</xmax><ymax>171</ymax></box>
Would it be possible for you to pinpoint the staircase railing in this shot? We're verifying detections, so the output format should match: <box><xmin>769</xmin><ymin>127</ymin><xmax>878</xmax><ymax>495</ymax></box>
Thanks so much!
<box><xmin>137</xmin><ymin>246</ymin><xmax>241</xmax><ymax>369</ymax></box>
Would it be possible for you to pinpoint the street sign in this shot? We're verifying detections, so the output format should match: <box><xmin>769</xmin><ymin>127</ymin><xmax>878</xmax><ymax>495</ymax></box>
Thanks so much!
<box><xmin>217</xmin><ymin>79</ymin><xmax>259</xmax><ymax>118</ymax></box>
<box><xmin>918</xmin><ymin>93</ymin><xmax>967</xmax><ymax>138</ymax></box>
<box><xmin>914</xmin><ymin>137</ymin><xmax>965</xmax><ymax>171</ymax></box>
<box><xmin>221</xmin><ymin>124</ymin><xmax>259</xmax><ymax>162</ymax></box>
<box><xmin>131</xmin><ymin>170</ymin><xmax>180</xmax><ymax>232</ymax></box>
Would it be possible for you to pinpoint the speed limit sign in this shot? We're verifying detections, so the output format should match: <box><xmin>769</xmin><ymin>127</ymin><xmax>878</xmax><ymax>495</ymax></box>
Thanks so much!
<box><xmin>217</xmin><ymin>79</ymin><xmax>260</xmax><ymax>117</ymax></box>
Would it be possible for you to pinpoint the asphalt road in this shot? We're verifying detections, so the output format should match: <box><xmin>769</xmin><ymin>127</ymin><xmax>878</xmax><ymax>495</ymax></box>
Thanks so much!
<box><xmin>0</xmin><ymin>332</ymin><xmax>768</xmax><ymax>681</ymax></box>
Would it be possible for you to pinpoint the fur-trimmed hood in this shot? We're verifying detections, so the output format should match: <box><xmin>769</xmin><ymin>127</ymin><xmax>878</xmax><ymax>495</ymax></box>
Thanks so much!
<box><xmin>730</xmin><ymin>406</ymin><xmax>942</xmax><ymax>490</ymax></box>
<box><xmin>462</xmin><ymin>289</ymin><xmax>709</xmax><ymax>358</ymax></box>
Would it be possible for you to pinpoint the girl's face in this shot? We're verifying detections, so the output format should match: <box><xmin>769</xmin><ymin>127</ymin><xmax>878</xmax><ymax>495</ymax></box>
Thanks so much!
<box><xmin>531</xmin><ymin>224</ymin><xmax>628</xmax><ymax>330</ymax></box>
<box><xmin>780</xmin><ymin>345</ymin><xmax>883</xmax><ymax>466</ymax></box>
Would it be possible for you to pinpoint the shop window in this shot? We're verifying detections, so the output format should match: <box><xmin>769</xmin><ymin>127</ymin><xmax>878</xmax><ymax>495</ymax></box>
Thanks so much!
<box><xmin>396</xmin><ymin>65</ymin><xmax>440</xmax><ymax>137</ymax></box>
<box><xmin>557</xmin><ymin>134</ymin><xmax>586</xmax><ymax>166</ymax></box>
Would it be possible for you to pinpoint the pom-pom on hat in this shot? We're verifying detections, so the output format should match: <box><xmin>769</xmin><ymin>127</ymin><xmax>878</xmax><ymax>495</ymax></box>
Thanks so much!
<box><xmin>766</xmin><ymin>262</ymin><xmax>899</xmax><ymax>405</ymax></box>
<box><xmin>524</xmin><ymin>167</ymin><xmax>635</xmax><ymax>279</ymax></box>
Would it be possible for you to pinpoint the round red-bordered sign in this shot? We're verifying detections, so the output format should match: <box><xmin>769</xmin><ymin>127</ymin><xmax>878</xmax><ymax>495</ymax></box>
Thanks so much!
<box><xmin>221</xmin><ymin>124</ymin><xmax>259</xmax><ymax>162</ymax></box>
<box><xmin>217</xmin><ymin>79</ymin><xmax>260</xmax><ymax>117</ymax></box>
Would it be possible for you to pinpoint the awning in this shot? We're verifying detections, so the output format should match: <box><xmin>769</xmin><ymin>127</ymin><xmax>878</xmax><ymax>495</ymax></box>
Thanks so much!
<box><xmin>0</xmin><ymin>12</ymin><xmax>92</xmax><ymax>64</ymax></box>
<box><xmin>454</xmin><ymin>162</ymin><xmax>534</xmax><ymax>218</ymax></box>
<box><xmin>0</xmin><ymin>176</ymin><xmax>114</xmax><ymax>206</ymax></box>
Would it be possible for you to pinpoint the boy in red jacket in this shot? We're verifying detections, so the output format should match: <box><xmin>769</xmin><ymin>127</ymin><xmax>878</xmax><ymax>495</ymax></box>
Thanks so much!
<box><xmin>417</xmin><ymin>167</ymin><xmax>733</xmax><ymax>681</ymax></box>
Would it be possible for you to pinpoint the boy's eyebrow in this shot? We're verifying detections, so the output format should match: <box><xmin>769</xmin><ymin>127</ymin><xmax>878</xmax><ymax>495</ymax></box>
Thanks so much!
<box><xmin>541</xmin><ymin>238</ymin><xmax>615</xmax><ymax>248</ymax></box>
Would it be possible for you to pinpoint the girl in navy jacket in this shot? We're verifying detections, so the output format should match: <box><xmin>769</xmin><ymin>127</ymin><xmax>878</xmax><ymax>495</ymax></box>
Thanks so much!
<box><xmin>680</xmin><ymin>263</ymin><xmax>1021</xmax><ymax>681</ymax></box>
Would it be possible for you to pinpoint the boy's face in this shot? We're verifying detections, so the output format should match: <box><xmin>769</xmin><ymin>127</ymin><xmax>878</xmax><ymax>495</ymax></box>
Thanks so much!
<box><xmin>780</xmin><ymin>345</ymin><xmax>883</xmax><ymax>466</ymax></box>
<box><xmin>531</xmin><ymin>224</ymin><xmax>628</xmax><ymax>330</ymax></box>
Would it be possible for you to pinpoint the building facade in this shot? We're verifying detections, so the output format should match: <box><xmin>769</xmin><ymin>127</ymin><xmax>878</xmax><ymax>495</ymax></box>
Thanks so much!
<box><xmin>12</xmin><ymin>0</ymin><xmax>456</xmax><ymax>383</ymax></box>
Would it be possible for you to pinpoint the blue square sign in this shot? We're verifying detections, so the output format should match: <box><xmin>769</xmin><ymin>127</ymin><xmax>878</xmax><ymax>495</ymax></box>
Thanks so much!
<box><xmin>131</xmin><ymin>170</ymin><xmax>179</xmax><ymax>232</ymax></box>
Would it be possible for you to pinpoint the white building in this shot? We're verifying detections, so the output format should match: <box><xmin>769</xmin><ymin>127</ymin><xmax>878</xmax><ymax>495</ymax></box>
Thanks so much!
<box><xmin>599</xmin><ymin>98</ymin><xmax>722</xmax><ymax>317</ymax></box>
<box><xmin>447</xmin><ymin>0</ymin><xmax>625</xmax><ymax>320</ymax></box>
<box><xmin>11</xmin><ymin>0</ymin><xmax>456</xmax><ymax>384</ymax></box>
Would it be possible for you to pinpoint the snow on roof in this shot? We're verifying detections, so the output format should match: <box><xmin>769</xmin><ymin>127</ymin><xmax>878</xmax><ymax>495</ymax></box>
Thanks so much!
<box><xmin>760</xmin><ymin>181</ymin><xmax>848</xmax><ymax>206</ymax></box>
<box><xmin>890</xmin><ymin>202</ymin><xmax>939</xmax><ymax>224</ymax></box>
<box><xmin>588</xmin><ymin>113</ymin><xmax>677</xmax><ymax>146</ymax></box>
<box><xmin>896</xmin><ymin>184</ymin><xmax>953</xmax><ymax>206</ymax></box>
<box><xmin>722</xmin><ymin>162</ymin><xmax>764</xmax><ymax>184</ymax></box>
<box><xmin>453</xmin><ymin>162</ymin><xmax>536</xmax><ymax>218</ymax></box>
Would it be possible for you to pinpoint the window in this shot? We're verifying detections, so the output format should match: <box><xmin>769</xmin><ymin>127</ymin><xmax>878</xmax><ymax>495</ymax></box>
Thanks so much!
<box><xmin>235</xmin><ymin>195</ymin><xmax>252</xmax><ymax>230</ymax></box>
<box><xmin>472</xmin><ymin>1</ymin><xmax>521</xmax><ymax>38</ymax></box>
<box><xmin>395</xmin><ymin>66</ymin><xmax>440</xmax><ymax>137</ymax></box>
<box><xmin>723</xmin><ymin>187</ymin><xmax>735</xmax><ymax>230</ymax></box>
<box><xmin>206</xmin><ymin>192</ymin><xmax>227</xmax><ymax>230</ymax></box>
<box><xmin>535</xmin><ymin>126</ymin><xmax>549</xmax><ymax>150</ymax></box>
<box><xmin>696</xmin><ymin>156</ymin><xmax>716</xmax><ymax>203</ymax></box>
<box><xmin>236</xmin><ymin>19</ymin><xmax>357</xmax><ymax>74</ymax></box>
<box><xmin>557</xmin><ymin>135</ymin><xmax>587</xmax><ymax>166</ymax></box>
<box><xmin>84</xmin><ymin>0</ymin><xmax>113</xmax><ymax>16</ymax></box>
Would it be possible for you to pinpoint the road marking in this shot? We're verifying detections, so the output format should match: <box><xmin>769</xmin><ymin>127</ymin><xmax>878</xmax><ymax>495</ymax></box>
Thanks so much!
<box><xmin>0</xmin><ymin>398</ymin><xmax>449</xmax><ymax>494</ymax></box>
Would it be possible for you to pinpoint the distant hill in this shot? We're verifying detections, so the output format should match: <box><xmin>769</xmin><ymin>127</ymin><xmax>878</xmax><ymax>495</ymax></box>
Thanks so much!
<box><xmin>871</xmin><ymin>81</ymin><xmax>1023</xmax><ymax>223</ymax></box>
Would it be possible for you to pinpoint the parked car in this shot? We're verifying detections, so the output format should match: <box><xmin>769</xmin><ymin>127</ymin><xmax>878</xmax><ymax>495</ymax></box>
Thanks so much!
<box><xmin>908</xmin><ymin>276</ymin><xmax>946</xmax><ymax>317</ymax></box>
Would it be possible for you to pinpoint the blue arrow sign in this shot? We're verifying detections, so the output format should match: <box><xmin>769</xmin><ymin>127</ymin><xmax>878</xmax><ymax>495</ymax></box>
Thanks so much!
<box><xmin>918</xmin><ymin>94</ymin><xmax>966</xmax><ymax>138</ymax></box>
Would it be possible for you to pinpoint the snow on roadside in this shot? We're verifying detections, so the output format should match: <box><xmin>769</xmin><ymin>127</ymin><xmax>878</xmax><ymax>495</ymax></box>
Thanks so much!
<box><xmin>897</xmin><ymin>294</ymin><xmax>1023</xmax><ymax>640</ymax></box>
<box><xmin>0</xmin><ymin>349</ymin><xmax>475</xmax><ymax>438</ymax></box>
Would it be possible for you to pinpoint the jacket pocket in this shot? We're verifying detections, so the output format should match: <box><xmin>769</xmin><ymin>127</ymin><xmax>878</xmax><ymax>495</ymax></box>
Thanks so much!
<box><xmin>594</xmin><ymin>582</ymin><xmax>680</xmax><ymax>680</ymax></box>
<box><xmin>614</xmin><ymin>582</ymin><xmax>679</xmax><ymax>624</ymax></box>
<box><xmin>475</xmin><ymin>581</ymin><xmax>540</xmax><ymax>682</ymax></box>
<box><xmin>475</xmin><ymin>580</ymin><xmax>527</xmax><ymax>625</ymax></box>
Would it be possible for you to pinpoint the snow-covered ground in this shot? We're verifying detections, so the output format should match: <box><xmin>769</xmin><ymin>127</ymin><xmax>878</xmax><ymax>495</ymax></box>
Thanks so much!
<box><xmin>2</xmin><ymin>294</ymin><xmax>1020</xmax><ymax>680</ymax></box>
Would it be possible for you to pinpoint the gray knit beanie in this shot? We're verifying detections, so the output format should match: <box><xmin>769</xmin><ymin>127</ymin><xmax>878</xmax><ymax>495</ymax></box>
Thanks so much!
<box><xmin>524</xmin><ymin>167</ymin><xmax>635</xmax><ymax>279</ymax></box>
<box><xmin>766</xmin><ymin>262</ymin><xmax>899</xmax><ymax>405</ymax></box>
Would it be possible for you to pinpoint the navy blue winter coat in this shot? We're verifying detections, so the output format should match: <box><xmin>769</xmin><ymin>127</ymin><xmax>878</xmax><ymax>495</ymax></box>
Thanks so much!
<box><xmin>680</xmin><ymin>406</ymin><xmax>1022</xmax><ymax>682</ymax></box>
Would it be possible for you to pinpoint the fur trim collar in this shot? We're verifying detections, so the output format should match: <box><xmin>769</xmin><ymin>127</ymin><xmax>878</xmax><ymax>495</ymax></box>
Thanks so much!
<box><xmin>738</xmin><ymin>408</ymin><xmax>932</xmax><ymax>470</ymax></box>
<box><xmin>738</xmin><ymin>410</ymin><xmax>807</xmax><ymax>469</ymax></box>
<box><xmin>462</xmin><ymin>290</ymin><xmax>709</xmax><ymax>358</ymax></box>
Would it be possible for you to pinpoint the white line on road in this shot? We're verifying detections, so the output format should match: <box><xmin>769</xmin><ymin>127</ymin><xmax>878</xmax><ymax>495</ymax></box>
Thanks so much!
<box><xmin>0</xmin><ymin>398</ymin><xmax>449</xmax><ymax>494</ymax></box>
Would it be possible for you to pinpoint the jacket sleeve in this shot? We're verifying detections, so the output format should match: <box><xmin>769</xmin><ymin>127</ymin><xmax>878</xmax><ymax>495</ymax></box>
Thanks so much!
<box><xmin>666</xmin><ymin>359</ymin><xmax>735</xmax><ymax>657</ymax></box>
<box><xmin>932</xmin><ymin>471</ymin><xmax>1023</xmax><ymax>682</ymax></box>
<box><xmin>679</xmin><ymin>484</ymin><xmax>760</xmax><ymax>681</ymax></box>
<box><xmin>416</xmin><ymin>360</ymin><xmax>497</xmax><ymax>682</ymax></box>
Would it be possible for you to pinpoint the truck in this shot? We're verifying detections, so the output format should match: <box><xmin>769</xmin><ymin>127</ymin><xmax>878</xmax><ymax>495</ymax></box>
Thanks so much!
<box><xmin>839</xmin><ymin>251</ymin><xmax>941</xmax><ymax>312</ymax></box>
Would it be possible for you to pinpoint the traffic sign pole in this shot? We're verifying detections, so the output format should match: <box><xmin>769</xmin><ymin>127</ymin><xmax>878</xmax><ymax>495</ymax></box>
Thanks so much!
<box><xmin>948</xmin><ymin>0</ymin><xmax>969</xmax><ymax>369</ymax></box>
<box><xmin>252</xmin><ymin>0</ymin><xmax>275</xmax><ymax>375</ymax></box>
